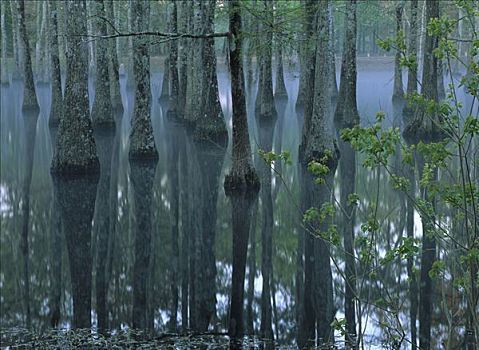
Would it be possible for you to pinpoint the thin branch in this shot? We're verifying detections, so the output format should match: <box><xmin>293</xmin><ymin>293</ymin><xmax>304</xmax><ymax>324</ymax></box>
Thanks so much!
<box><xmin>81</xmin><ymin>30</ymin><xmax>230</xmax><ymax>41</ymax></box>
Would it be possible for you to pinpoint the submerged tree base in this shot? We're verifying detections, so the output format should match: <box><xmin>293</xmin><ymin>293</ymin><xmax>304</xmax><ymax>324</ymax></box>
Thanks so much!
<box><xmin>224</xmin><ymin>168</ymin><xmax>260</xmax><ymax>196</ymax></box>
<box><xmin>51</xmin><ymin>160</ymin><xmax>100</xmax><ymax>177</ymax></box>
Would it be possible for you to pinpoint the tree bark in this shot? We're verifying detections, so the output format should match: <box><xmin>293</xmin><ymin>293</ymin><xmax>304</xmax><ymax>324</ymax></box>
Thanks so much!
<box><xmin>51</xmin><ymin>0</ymin><xmax>99</xmax><ymax>175</ymax></box>
<box><xmin>91</xmin><ymin>0</ymin><xmax>114</xmax><ymax>128</ymax></box>
<box><xmin>48</xmin><ymin>0</ymin><xmax>63</xmax><ymax>127</ymax></box>
<box><xmin>167</xmin><ymin>1</ymin><xmax>179</xmax><ymax>116</ymax></box>
<box><xmin>299</xmin><ymin>0</ymin><xmax>338</xmax><ymax>347</ymax></box>
<box><xmin>105</xmin><ymin>0</ymin><xmax>123</xmax><ymax>115</ymax></box>
<box><xmin>128</xmin><ymin>0</ymin><xmax>158</xmax><ymax>160</ymax></box>
<box><xmin>224</xmin><ymin>0</ymin><xmax>259</xmax><ymax>193</ymax></box>
<box><xmin>393</xmin><ymin>4</ymin><xmax>404</xmax><ymax>101</ymax></box>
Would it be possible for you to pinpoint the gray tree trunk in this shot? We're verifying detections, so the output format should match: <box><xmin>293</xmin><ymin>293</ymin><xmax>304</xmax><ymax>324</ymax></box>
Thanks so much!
<box><xmin>393</xmin><ymin>4</ymin><xmax>404</xmax><ymax>101</ymax></box>
<box><xmin>105</xmin><ymin>0</ymin><xmax>123</xmax><ymax>116</ymax></box>
<box><xmin>299</xmin><ymin>0</ymin><xmax>338</xmax><ymax>347</ymax></box>
<box><xmin>91</xmin><ymin>0</ymin><xmax>114</xmax><ymax>128</ymax></box>
<box><xmin>18</xmin><ymin>10</ymin><xmax>39</xmax><ymax>310</ymax></box>
<box><xmin>329</xmin><ymin>1</ymin><xmax>338</xmax><ymax>103</ymax></box>
<box><xmin>167</xmin><ymin>1</ymin><xmax>179</xmax><ymax>116</ymax></box>
<box><xmin>10</xmin><ymin>0</ymin><xmax>22</xmax><ymax>78</ymax></box>
<box><xmin>194</xmin><ymin>0</ymin><xmax>227</xmax><ymax>143</ymax></box>
<box><xmin>51</xmin><ymin>0</ymin><xmax>99</xmax><ymax>175</ymax></box>
<box><xmin>17</xmin><ymin>0</ymin><xmax>39</xmax><ymax>113</ymax></box>
<box><xmin>184</xmin><ymin>0</ymin><xmax>203</xmax><ymax>124</ymax></box>
<box><xmin>408</xmin><ymin>0</ymin><xmax>419</xmax><ymax>93</ymax></box>
<box><xmin>1</xmin><ymin>1</ymin><xmax>9</xmax><ymax>84</ymax></box>
<box><xmin>403</xmin><ymin>1</ymin><xmax>442</xmax><ymax>349</ymax></box>
<box><xmin>274</xmin><ymin>45</ymin><xmax>288</xmax><ymax>99</ymax></box>
<box><xmin>334</xmin><ymin>0</ymin><xmax>359</xmax><ymax>346</ymax></box>
<box><xmin>224</xmin><ymin>0</ymin><xmax>259</xmax><ymax>193</ymax></box>
<box><xmin>177</xmin><ymin>0</ymin><xmax>190</xmax><ymax>117</ymax></box>
<box><xmin>128</xmin><ymin>0</ymin><xmax>157</xmax><ymax>160</ymax></box>
<box><xmin>48</xmin><ymin>0</ymin><xmax>63</xmax><ymax>127</ymax></box>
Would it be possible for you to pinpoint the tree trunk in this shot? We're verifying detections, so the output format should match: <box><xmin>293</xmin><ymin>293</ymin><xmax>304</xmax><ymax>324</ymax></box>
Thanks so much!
<box><xmin>403</xmin><ymin>1</ymin><xmax>442</xmax><ymax>349</ymax></box>
<box><xmin>258</xmin><ymin>113</ymin><xmax>277</xmax><ymax>342</ymax></box>
<box><xmin>128</xmin><ymin>0</ymin><xmax>157</xmax><ymax>160</ymax></box>
<box><xmin>91</xmin><ymin>0</ymin><xmax>114</xmax><ymax>128</ymax></box>
<box><xmin>105</xmin><ymin>0</ymin><xmax>123</xmax><ymax>115</ymax></box>
<box><xmin>51</xmin><ymin>0</ymin><xmax>99</xmax><ymax>175</ymax></box>
<box><xmin>393</xmin><ymin>4</ymin><xmax>404</xmax><ymax>101</ymax></box>
<box><xmin>329</xmin><ymin>1</ymin><xmax>338</xmax><ymax>103</ymax></box>
<box><xmin>194</xmin><ymin>0</ymin><xmax>227</xmax><ymax>143</ymax></box>
<box><xmin>224</xmin><ymin>0</ymin><xmax>259</xmax><ymax>193</ymax></box>
<box><xmin>48</xmin><ymin>0</ymin><xmax>63</xmax><ymax>127</ymax></box>
<box><xmin>17</xmin><ymin>0</ymin><xmax>39</xmax><ymax>113</ymax></box>
<box><xmin>167</xmin><ymin>1</ymin><xmax>179</xmax><ymax>116</ymax></box>
<box><xmin>299</xmin><ymin>0</ymin><xmax>339</xmax><ymax>347</ymax></box>
<box><xmin>1</xmin><ymin>1</ymin><xmax>9</xmax><ymax>84</ymax></box>
<box><xmin>274</xmin><ymin>45</ymin><xmax>288</xmax><ymax>99</ymax></box>
<box><xmin>10</xmin><ymin>0</ymin><xmax>22</xmax><ymax>78</ymax></box>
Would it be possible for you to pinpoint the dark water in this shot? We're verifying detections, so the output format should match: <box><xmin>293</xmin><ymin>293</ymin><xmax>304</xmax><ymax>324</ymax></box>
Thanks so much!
<box><xmin>0</xmin><ymin>60</ymin><xmax>473</xmax><ymax>348</ymax></box>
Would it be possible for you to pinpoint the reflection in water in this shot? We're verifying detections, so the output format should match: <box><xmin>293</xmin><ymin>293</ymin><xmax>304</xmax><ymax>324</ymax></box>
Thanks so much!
<box><xmin>228</xmin><ymin>189</ymin><xmax>258</xmax><ymax>339</ymax></box>
<box><xmin>20</xmin><ymin>107</ymin><xmax>39</xmax><ymax>329</ymax></box>
<box><xmin>53</xmin><ymin>173</ymin><xmax>98</xmax><ymax>329</ymax></box>
<box><xmin>195</xmin><ymin>141</ymin><xmax>226</xmax><ymax>331</ymax></box>
<box><xmin>93</xmin><ymin>127</ymin><xmax>116</xmax><ymax>332</ymax></box>
<box><xmin>1</xmin><ymin>61</ymin><xmax>476</xmax><ymax>348</ymax></box>
<box><xmin>130</xmin><ymin>159</ymin><xmax>157</xmax><ymax>331</ymax></box>
<box><xmin>48</xmin><ymin>127</ymin><xmax>63</xmax><ymax>328</ymax></box>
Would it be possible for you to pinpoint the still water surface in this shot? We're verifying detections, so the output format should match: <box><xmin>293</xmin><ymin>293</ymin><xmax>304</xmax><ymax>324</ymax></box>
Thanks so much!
<box><xmin>0</xmin><ymin>59</ymin><xmax>472</xmax><ymax>348</ymax></box>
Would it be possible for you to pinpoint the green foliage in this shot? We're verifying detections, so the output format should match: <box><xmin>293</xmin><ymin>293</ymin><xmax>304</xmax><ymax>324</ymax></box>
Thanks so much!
<box><xmin>258</xmin><ymin>149</ymin><xmax>292</xmax><ymax>166</ymax></box>
<box><xmin>341</xmin><ymin>112</ymin><xmax>400</xmax><ymax>168</ymax></box>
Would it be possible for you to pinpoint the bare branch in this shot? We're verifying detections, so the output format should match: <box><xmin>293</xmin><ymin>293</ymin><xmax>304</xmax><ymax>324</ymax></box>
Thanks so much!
<box><xmin>81</xmin><ymin>30</ymin><xmax>230</xmax><ymax>41</ymax></box>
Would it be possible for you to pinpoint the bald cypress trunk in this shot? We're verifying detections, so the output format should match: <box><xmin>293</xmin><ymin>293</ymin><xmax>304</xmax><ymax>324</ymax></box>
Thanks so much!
<box><xmin>194</xmin><ymin>0</ymin><xmax>227</xmax><ymax>143</ymax></box>
<box><xmin>48</xmin><ymin>0</ymin><xmax>62</xmax><ymax>128</ymax></box>
<box><xmin>334</xmin><ymin>1</ymin><xmax>360</xmax><ymax>344</ymax></box>
<box><xmin>226</xmin><ymin>0</ymin><xmax>260</xmax><ymax>339</ymax></box>
<box><xmin>160</xmin><ymin>57</ymin><xmax>170</xmax><ymax>101</ymax></box>
<box><xmin>404</xmin><ymin>0</ymin><xmax>418</xmax><ymax>121</ymax></box>
<box><xmin>184</xmin><ymin>0</ymin><xmax>203</xmax><ymax>124</ymax></box>
<box><xmin>17</xmin><ymin>2</ymin><xmax>40</xmax><ymax>328</ymax></box>
<box><xmin>10</xmin><ymin>0</ymin><xmax>22</xmax><ymax>79</ymax></box>
<box><xmin>51</xmin><ymin>0</ymin><xmax>99</xmax><ymax>175</ymax></box>
<box><xmin>329</xmin><ymin>1</ymin><xmax>338</xmax><ymax>103</ymax></box>
<box><xmin>393</xmin><ymin>4</ymin><xmax>404</xmax><ymax>102</ymax></box>
<box><xmin>17</xmin><ymin>0</ymin><xmax>39</xmax><ymax>114</ymax></box>
<box><xmin>105</xmin><ymin>0</ymin><xmax>123</xmax><ymax>115</ymax></box>
<box><xmin>91</xmin><ymin>0</ymin><xmax>114</xmax><ymax>128</ymax></box>
<box><xmin>224</xmin><ymin>0</ymin><xmax>259</xmax><ymax>193</ymax></box>
<box><xmin>1</xmin><ymin>1</ymin><xmax>8</xmax><ymax>84</ymax></box>
<box><xmin>403</xmin><ymin>1</ymin><xmax>443</xmax><ymax>349</ymax></box>
<box><xmin>129</xmin><ymin>0</ymin><xmax>157</xmax><ymax>160</ymax></box>
<box><xmin>167</xmin><ymin>1</ymin><xmax>179</xmax><ymax>116</ymax></box>
<box><xmin>299</xmin><ymin>0</ymin><xmax>338</xmax><ymax>347</ymax></box>
<box><xmin>177</xmin><ymin>1</ymin><xmax>190</xmax><ymax>117</ymax></box>
<box><xmin>274</xmin><ymin>45</ymin><xmax>288</xmax><ymax>99</ymax></box>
